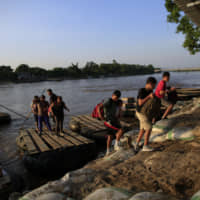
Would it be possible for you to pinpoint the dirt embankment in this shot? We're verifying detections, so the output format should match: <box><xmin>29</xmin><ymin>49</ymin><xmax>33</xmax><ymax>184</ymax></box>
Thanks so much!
<box><xmin>77</xmin><ymin>140</ymin><xmax>200</xmax><ymax>200</ymax></box>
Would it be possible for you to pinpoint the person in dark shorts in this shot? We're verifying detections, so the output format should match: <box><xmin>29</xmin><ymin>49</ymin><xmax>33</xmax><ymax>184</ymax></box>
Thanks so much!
<box><xmin>98</xmin><ymin>90</ymin><xmax>124</xmax><ymax>156</ymax></box>
<box><xmin>31</xmin><ymin>96</ymin><xmax>40</xmax><ymax>131</ymax></box>
<box><xmin>37</xmin><ymin>95</ymin><xmax>52</xmax><ymax>135</ymax></box>
<box><xmin>155</xmin><ymin>72</ymin><xmax>176</xmax><ymax>119</ymax></box>
<box><xmin>52</xmin><ymin>96</ymin><xmax>70</xmax><ymax>136</ymax></box>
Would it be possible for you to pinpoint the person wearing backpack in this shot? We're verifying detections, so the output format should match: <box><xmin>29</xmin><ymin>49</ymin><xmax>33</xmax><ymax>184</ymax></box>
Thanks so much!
<box><xmin>134</xmin><ymin>77</ymin><xmax>157</xmax><ymax>152</ymax></box>
<box><xmin>98</xmin><ymin>90</ymin><xmax>124</xmax><ymax>156</ymax></box>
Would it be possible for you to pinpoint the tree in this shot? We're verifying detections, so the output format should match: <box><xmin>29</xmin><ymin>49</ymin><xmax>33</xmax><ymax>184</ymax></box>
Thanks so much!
<box><xmin>0</xmin><ymin>66</ymin><xmax>13</xmax><ymax>72</ymax></box>
<box><xmin>165</xmin><ymin>0</ymin><xmax>200</xmax><ymax>54</ymax></box>
<box><xmin>15</xmin><ymin>64</ymin><xmax>30</xmax><ymax>73</ymax></box>
<box><xmin>0</xmin><ymin>66</ymin><xmax>16</xmax><ymax>81</ymax></box>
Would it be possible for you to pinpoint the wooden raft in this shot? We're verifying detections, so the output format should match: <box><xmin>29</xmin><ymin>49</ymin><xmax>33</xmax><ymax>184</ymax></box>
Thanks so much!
<box><xmin>72</xmin><ymin>114</ymin><xmax>107</xmax><ymax>133</ymax></box>
<box><xmin>71</xmin><ymin>114</ymin><xmax>133</xmax><ymax>140</ymax></box>
<box><xmin>16</xmin><ymin>128</ymin><xmax>94</xmax><ymax>156</ymax></box>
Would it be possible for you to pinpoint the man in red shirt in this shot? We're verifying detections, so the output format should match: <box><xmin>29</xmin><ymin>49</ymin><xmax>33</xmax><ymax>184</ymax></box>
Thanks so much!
<box><xmin>155</xmin><ymin>72</ymin><xmax>176</xmax><ymax>119</ymax></box>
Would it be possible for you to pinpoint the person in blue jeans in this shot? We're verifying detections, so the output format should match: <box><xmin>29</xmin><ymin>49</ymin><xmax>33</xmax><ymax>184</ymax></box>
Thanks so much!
<box><xmin>37</xmin><ymin>95</ymin><xmax>52</xmax><ymax>135</ymax></box>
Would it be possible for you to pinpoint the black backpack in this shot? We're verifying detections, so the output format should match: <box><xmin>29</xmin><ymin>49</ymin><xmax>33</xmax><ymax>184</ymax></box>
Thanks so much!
<box><xmin>140</xmin><ymin>97</ymin><xmax>161</xmax><ymax>120</ymax></box>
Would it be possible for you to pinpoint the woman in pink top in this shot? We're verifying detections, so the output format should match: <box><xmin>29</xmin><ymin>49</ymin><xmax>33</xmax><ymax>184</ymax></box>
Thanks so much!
<box><xmin>155</xmin><ymin>72</ymin><xmax>176</xmax><ymax>119</ymax></box>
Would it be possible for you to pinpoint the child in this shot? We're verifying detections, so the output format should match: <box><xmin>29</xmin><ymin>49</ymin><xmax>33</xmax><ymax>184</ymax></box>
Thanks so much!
<box><xmin>37</xmin><ymin>95</ymin><xmax>52</xmax><ymax>135</ymax></box>
<box><xmin>98</xmin><ymin>90</ymin><xmax>124</xmax><ymax>155</ymax></box>
<box><xmin>135</xmin><ymin>77</ymin><xmax>157</xmax><ymax>152</ymax></box>
<box><xmin>155</xmin><ymin>72</ymin><xmax>176</xmax><ymax>119</ymax></box>
<box><xmin>52</xmin><ymin>96</ymin><xmax>70</xmax><ymax>136</ymax></box>
<box><xmin>31</xmin><ymin>96</ymin><xmax>39</xmax><ymax>131</ymax></box>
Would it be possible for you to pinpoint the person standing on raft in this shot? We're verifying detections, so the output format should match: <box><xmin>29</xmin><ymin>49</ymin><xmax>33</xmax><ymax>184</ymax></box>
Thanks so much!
<box><xmin>47</xmin><ymin>89</ymin><xmax>57</xmax><ymax>122</ymax></box>
<box><xmin>31</xmin><ymin>96</ymin><xmax>40</xmax><ymax>131</ymax></box>
<box><xmin>47</xmin><ymin>89</ymin><xmax>57</xmax><ymax>104</ymax></box>
<box><xmin>37</xmin><ymin>95</ymin><xmax>52</xmax><ymax>135</ymax></box>
<box><xmin>98</xmin><ymin>90</ymin><xmax>124</xmax><ymax>156</ymax></box>
<box><xmin>155</xmin><ymin>72</ymin><xmax>176</xmax><ymax>120</ymax></box>
<box><xmin>52</xmin><ymin>96</ymin><xmax>70</xmax><ymax>136</ymax></box>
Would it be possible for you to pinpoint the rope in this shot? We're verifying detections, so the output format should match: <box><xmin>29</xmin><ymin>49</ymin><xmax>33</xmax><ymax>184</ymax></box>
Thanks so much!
<box><xmin>0</xmin><ymin>104</ymin><xmax>27</xmax><ymax>119</ymax></box>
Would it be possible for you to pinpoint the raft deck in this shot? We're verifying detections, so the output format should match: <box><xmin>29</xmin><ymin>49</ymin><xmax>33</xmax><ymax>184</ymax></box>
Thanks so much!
<box><xmin>17</xmin><ymin>128</ymin><xmax>94</xmax><ymax>155</ymax></box>
<box><xmin>71</xmin><ymin>114</ymin><xmax>135</xmax><ymax>140</ymax></box>
<box><xmin>16</xmin><ymin>129</ymin><xmax>96</xmax><ymax>174</ymax></box>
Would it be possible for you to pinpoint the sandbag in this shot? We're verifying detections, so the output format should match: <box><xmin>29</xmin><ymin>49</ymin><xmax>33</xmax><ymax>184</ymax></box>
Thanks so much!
<box><xmin>149</xmin><ymin>132</ymin><xmax>167</xmax><ymax>142</ymax></box>
<box><xmin>123</xmin><ymin>130</ymin><xmax>136</xmax><ymax>138</ymax></box>
<box><xmin>150</xmin><ymin>119</ymin><xmax>175</xmax><ymax>142</ymax></box>
<box><xmin>35</xmin><ymin>193</ymin><xmax>66</xmax><ymax>200</ymax></box>
<box><xmin>129</xmin><ymin>192</ymin><xmax>178</xmax><ymax>200</ymax></box>
<box><xmin>167</xmin><ymin>127</ymin><xmax>195</xmax><ymax>141</ymax></box>
<box><xmin>191</xmin><ymin>190</ymin><xmax>200</xmax><ymax>200</ymax></box>
<box><xmin>152</xmin><ymin>119</ymin><xmax>174</xmax><ymax>134</ymax></box>
<box><xmin>84</xmin><ymin>187</ymin><xmax>133</xmax><ymax>200</ymax></box>
<box><xmin>20</xmin><ymin>168</ymin><xmax>95</xmax><ymax>200</ymax></box>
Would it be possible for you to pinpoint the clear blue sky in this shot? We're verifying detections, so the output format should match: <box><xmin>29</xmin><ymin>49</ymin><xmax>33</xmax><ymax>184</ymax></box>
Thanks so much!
<box><xmin>0</xmin><ymin>0</ymin><xmax>200</xmax><ymax>69</ymax></box>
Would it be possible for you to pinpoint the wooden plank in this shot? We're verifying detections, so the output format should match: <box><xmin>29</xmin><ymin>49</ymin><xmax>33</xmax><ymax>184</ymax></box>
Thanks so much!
<box><xmin>84</xmin><ymin>115</ymin><xmax>105</xmax><ymax>126</ymax></box>
<box><xmin>18</xmin><ymin>130</ymin><xmax>38</xmax><ymax>154</ymax></box>
<box><xmin>187</xmin><ymin>1</ymin><xmax>200</xmax><ymax>8</ymax></box>
<box><xmin>83</xmin><ymin>115</ymin><xmax>106</xmax><ymax>129</ymax></box>
<box><xmin>41</xmin><ymin>133</ymin><xmax>61</xmax><ymax>150</ymax></box>
<box><xmin>77</xmin><ymin>115</ymin><xmax>100</xmax><ymax>129</ymax></box>
<box><xmin>62</xmin><ymin>133</ymin><xmax>83</xmax><ymax>146</ymax></box>
<box><xmin>83</xmin><ymin>114</ymin><xmax>104</xmax><ymax>124</ymax></box>
<box><xmin>67</xmin><ymin>130</ymin><xmax>94</xmax><ymax>144</ymax></box>
<box><xmin>28</xmin><ymin>129</ymin><xmax>50</xmax><ymax>152</ymax></box>
<box><xmin>74</xmin><ymin>116</ymin><xmax>100</xmax><ymax>131</ymax></box>
<box><xmin>79</xmin><ymin>115</ymin><xmax>105</xmax><ymax>129</ymax></box>
<box><xmin>49</xmin><ymin>134</ymin><xmax>74</xmax><ymax>147</ymax></box>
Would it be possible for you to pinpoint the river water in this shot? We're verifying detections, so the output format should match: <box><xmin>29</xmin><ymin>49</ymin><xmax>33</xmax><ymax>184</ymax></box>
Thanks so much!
<box><xmin>0</xmin><ymin>71</ymin><xmax>200</xmax><ymax>162</ymax></box>
<box><xmin>0</xmin><ymin>71</ymin><xmax>200</xmax><ymax>193</ymax></box>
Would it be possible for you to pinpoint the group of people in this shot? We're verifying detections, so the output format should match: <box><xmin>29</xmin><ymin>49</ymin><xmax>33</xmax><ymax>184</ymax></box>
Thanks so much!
<box><xmin>31</xmin><ymin>89</ymin><xmax>70</xmax><ymax>136</ymax></box>
<box><xmin>31</xmin><ymin>72</ymin><xmax>175</xmax><ymax>154</ymax></box>
<box><xmin>95</xmin><ymin>72</ymin><xmax>176</xmax><ymax>155</ymax></box>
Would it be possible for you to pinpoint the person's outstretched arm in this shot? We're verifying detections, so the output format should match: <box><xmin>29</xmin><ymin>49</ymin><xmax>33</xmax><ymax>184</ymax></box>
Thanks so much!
<box><xmin>64</xmin><ymin>102</ymin><xmax>70</xmax><ymax>112</ymax></box>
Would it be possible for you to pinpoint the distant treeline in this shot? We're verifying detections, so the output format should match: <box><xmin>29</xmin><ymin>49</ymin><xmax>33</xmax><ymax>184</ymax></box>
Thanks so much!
<box><xmin>0</xmin><ymin>60</ymin><xmax>155</xmax><ymax>82</ymax></box>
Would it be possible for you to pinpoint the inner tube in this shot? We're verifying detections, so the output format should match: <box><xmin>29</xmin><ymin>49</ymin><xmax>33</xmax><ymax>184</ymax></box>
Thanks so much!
<box><xmin>0</xmin><ymin>112</ymin><xmax>11</xmax><ymax>124</ymax></box>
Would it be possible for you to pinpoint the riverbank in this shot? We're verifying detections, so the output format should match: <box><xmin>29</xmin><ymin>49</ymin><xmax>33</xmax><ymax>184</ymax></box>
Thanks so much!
<box><xmin>18</xmin><ymin>97</ymin><xmax>200</xmax><ymax>200</ymax></box>
<box><xmin>0</xmin><ymin>72</ymin><xmax>157</xmax><ymax>84</ymax></box>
